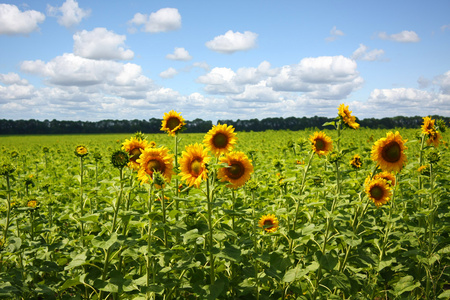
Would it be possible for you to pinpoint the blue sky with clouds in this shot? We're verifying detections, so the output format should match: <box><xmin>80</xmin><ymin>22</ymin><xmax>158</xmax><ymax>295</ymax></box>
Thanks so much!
<box><xmin>0</xmin><ymin>0</ymin><xmax>449</xmax><ymax>122</ymax></box>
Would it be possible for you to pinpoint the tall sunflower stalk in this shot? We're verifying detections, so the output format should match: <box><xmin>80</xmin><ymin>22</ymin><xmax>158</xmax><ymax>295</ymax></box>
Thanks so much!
<box><xmin>1</xmin><ymin>162</ymin><xmax>15</xmax><ymax>247</ymax></box>
<box><xmin>74</xmin><ymin>145</ymin><xmax>88</xmax><ymax>246</ymax></box>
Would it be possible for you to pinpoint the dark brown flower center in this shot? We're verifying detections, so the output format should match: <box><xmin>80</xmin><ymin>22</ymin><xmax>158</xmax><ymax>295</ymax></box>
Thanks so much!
<box><xmin>213</xmin><ymin>133</ymin><xmax>228</xmax><ymax>148</ymax></box>
<box><xmin>130</xmin><ymin>148</ymin><xmax>142</xmax><ymax>162</ymax></box>
<box><xmin>370</xmin><ymin>185</ymin><xmax>384</xmax><ymax>200</ymax></box>
<box><xmin>315</xmin><ymin>139</ymin><xmax>325</xmax><ymax>151</ymax></box>
<box><xmin>227</xmin><ymin>162</ymin><xmax>244</xmax><ymax>179</ymax></box>
<box><xmin>147</xmin><ymin>159</ymin><xmax>163</xmax><ymax>173</ymax></box>
<box><xmin>381</xmin><ymin>141</ymin><xmax>401</xmax><ymax>163</ymax></box>
<box><xmin>167</xmin><ymin>117</ymin><xmax>181</xmax><ymax>131</ymax></box>
<box><xmin>190</xmin><ymin>159</ymin><xmax>202</xmax><ymax>176</ymax></box>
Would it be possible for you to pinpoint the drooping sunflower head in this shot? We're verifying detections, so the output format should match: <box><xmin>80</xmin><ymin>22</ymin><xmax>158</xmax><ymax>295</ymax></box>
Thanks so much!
<box><xmin>374</xmin><ymin>171</ymin><xmax>396</xmax><ymax>187</ymax></box>
<box><xmin>136</xmin><ymin>146</ymin><xmax>174</xmax><ymax>186</ymax></box>
<box><xmin>365</xmin><ymin>178</ymin><xmax>392</xmax><ymax>207</ymax></box>
<box><xmin>122</xmin><ymin>137</ymin><xmax>148</xmax><ymax>170</ymax></box>
<box><xmin>310</xmin><ymin>131</ymin><xmax>333</xmax><ymax>156</ymax></box>
<box><xmin>203</xmin><ymin>123</ymin><xmax>237</xmax><ymax>156</ymax></box>
<box><xmin>258</xmin><ymin>214</ymin><xmax>279</xmax><ymax>233</ymax></box>
<box><xmin>421</xmin><ymin>116</ymin><xmax>436</xmax><ymax>136</ymax></box>
<box><xmin>349</xmin><ymin>154</ymin><xmax>362</xmax><ymax>169</ymax></box>
<box><xmin>426</xmin><ymin>130</ymin><xmax>442</xmax><ymax>148</ymax></box>
<box><xmin>218</xmin><ymin>151</ymin><xmax>254</xmax><ymax>189</ymax></box>
<box><xmin>179</xmin><ymin>143</ymin><xmax>210</xmax><ymax>188</ymax></box>
<box><xmin>338</xmin><ymin>104</ymin><xmax>360</xmax><ymax>130</ymax></box>
<box><xmin>75</xmin><ymin>145</ymin><xmax>88</xmax><ymax>158</ymax></box>
<box><xmin>161</xmin><ymin>110</ymin><xmax>186</xmax><ymax>136</ymax></box>
<box><xmin>371</xmin><ymin>131</ymin><xmax>407</xmax><ymax>173</ymax></box>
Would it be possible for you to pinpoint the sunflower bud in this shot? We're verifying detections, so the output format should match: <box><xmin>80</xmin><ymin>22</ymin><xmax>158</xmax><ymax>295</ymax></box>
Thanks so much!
<box><xmin>0</xmin><ymin>161</ymin><xmax>15</xmax><ymax>176</ymax></box>
<box><xmin>93</xmin><ymin>152</ymin><xmax>102</xmax><ymax>162</ymax></box>
<box><xmin>111</xmin><ymin>150</ymin><xmax>129</xmax><ymax>169</ymax></box>
<box><xmin>436</xmin><ymin>119</ymin><xmax>447</xmax><ymax>133</ymax></box>
<box><xmin>426</xmin><ymin>150</ymin><xmax>440</xmax><ymax>164</ymax></box>
<box><xmin>152</xmin><ymin>171</ymin><xmax>166</xmax><ymax>187</ymax></box>
<box><xmin>134</xmin><ymin>131</ymin><xmax>147</xmax><ymax>140</ymax></box>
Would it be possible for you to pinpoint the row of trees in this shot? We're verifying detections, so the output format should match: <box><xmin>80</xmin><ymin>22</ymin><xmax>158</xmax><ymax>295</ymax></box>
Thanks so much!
<box><xmin>0</xmin><ymin>115</ymin><xmax>448</xmax><ymax>135</ymax></box>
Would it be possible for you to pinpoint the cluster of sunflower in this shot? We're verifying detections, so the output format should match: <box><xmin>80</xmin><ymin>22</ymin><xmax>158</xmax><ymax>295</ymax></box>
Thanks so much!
<box><xmin>422</xmin><ymin>116</ymin><xmax>443</xmax><ymax>148</ymax></box>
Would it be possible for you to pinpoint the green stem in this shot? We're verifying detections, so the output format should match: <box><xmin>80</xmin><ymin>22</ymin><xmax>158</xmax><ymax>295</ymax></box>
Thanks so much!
<box><xmin>147</xmin><ymin>184</ymin><xmax>154</xmax><ymax>300</ymax></box>
<box><xmin>292</xmin><ymin>150</ymin><xmax>315</xmax><ymax>231</ymax></box>
<box><xmin>418</xmin><ymin>135</ymin><xmax>426</xmax><ymax>208</ymax></box>
<box><xmin>161</xmin><ymin>186</ymin><xmax>168</xmax><ymax>247</ymax></box>
<box><xmin>3</xmin><ymin>174</ymin><xmax>11</xmax><ymax>245</ymax></box>
<box><xmin>206</xmin><ymin>175</ymin><xmax>215</xmax><ymax>285</ymax></box>
<box><xmin>79</xmin><ymin>157</ymin><xmax>85</xmax><ymax>247</ymax></box>
<box><xmin>252</xmin><ymin>191</ymin><xmax>259</xmax><ymax>300</ymax></box>
<box><xmin>426</xmin><ymin>162</ymin><xmax>436</xmax><ymax>300</ymax></box>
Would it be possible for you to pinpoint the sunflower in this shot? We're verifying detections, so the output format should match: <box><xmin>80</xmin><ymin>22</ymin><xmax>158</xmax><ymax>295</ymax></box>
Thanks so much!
<box><xmin>218</xmin><ymin>151</ymin><xmax>254</xmax><ymax>188</ymax></box>
<box><xmin>374</xmin><ymin>171</ymin><xmax>396</xmax><ymax>187</ymax></box>
<box><xmin>258</xmin><ymin>214</ymin><xmax>279</xmax><ymax>233</ymax></box>
<box><xmin>338</xmin><ymin>104</ymin><xmax>359</xmax><ymax>130</ymax></box>
<box><xmin>349</xmin><ymin>154</ymin><xmax>362</xmax><ymax>169</ymax></box>
<box><xmin>75</xmin><ymin>145</ymin><xmax>88</xmax><ymax>158</ymax></box>
<box><xmin>27</xmin><ymin>199</ymin><xmax>38</xmax><ymax>208</ymax></box>
<box><xmin>179</xmin><ymin>143</ymin><xmax>210</xmax><ymax>188</ymax></box>
<box><xmin>136</xmin><ymin>146</ymin><xmax>174</xmax><ymax>186</ymax></box>
<box><xmin>122</xmin><ymin>137</ymin><xmax>148</xmax><ymax>170</ymax></box>
<box><xmin>371</xmin><ymin>131</ymin><xmax>407</xmax><ymax>173</ymax></box>
<box><xmin>365</xmin><ymin>178</ymin><xmax>392</xmax><ymax>207</ymax></box>
<box><xmin>421</xmin><ymin>116</ymin><xmax>435</xmax><ymax>136</ymax></box>
<box><xmin>161</xmin><ymin>110</ymin><xmax>186</xmax><ymax>136</ymax></box>
<box><xmin>310</xmin><ymin>131</ymin><xmax>333</xmax><ymax>156</ymax></box>
<box><xmin>203</xmin><ymin>124</ymin><xmax>237</xmax><ymax>156</ymax></box>
<box><xmin>426</xmin><ymin>130</ymin><xmax>441</xmax><ymax>148</ymax></box>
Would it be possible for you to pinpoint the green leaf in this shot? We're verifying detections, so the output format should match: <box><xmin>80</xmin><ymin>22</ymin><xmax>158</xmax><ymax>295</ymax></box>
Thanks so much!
<box><xmin>6</xmin><ymin>237</ymin><xmax>22</xmax><ymax>252</ymax></box>
<box><xmin>322</xmin><ymin>121</ymin><xmax>336</xmax><ymax>127</ymax></box>
<box><xmin>282</xmin><ymin>265</ymin><xmax>308</xmax><ymax>283</ymax></box>
<box><xmin>183</xmin><ymin>228</ymin><xmax>200</xmax><ymax>243</ymax></box>
<box><xmin>217</xmin><ymin>242</ymin><xmax>241</xmax><ymax>262</ymax></box>
<box><xmin>438</xmin><ymin>290</ymin><xmax>450</xmax><ymax>299</ymax></box>
<box><xmin>65</xmin><ymin>251</ymin><xmax>88</xmax><ymax>270</ymax></box>
<box><xmin>61</xmin><ymin>276</ymin><xmax>82</xmax><ymax>290</ymax></box>
<box><xmin>393</xmin><ymin>275</ymin><xmax>420</xmax><ymax>296</ymax></box>
<box><xmin>91</xmin><ymin>232</ymin><xmax>118</xmax><ymax>250</ymax></box>
<box><xmin>315</xmin><ymin>251</ymin><xmax>338</xmax><ymax>271</ymax></box>
<box><xmin>79</xmin><ymin>213</ymin><xmax>100</xmax><ymax>223</ymax></box>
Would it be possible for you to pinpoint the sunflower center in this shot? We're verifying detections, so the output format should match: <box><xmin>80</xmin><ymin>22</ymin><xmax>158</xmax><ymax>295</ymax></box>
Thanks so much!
<box><xmin>370</xmin><ymin>186</ymin><xmax>384</xmax><ymax>200</ymax></box>
<box><xmin>130</xmin><ymin>148</ymin><xmax>142</xmax><ymax>162</ymax></box>
<box><xmin>167</xmin><ymin>117</ymin><xmax>181</xmax><ymax>131</ymax></box>
<box><xmin>315</xmin><ymin>139</ymin><xmax>325</xmax><ymax>151</ymax></box>
<box><xmin>213</xmin><ymin>133</ymin><xmax>228</xmax><ymax>148</ymax></box>
<box><xmin>190</xmin><ymin>159</ymin><xmax>203</xmax><ymax>176</ymax></box>
<box><xmin>263</xmin><ymin>219</ymin><xmax>274</xmax><ymax>228</ymax></box>
<box><xmin>147</xmin><ymin>159</ymin><xmax>162</xmax><ymax>172</ymax></box>
<box><xmin>381</xmin><ymin>141</ymin><xmax>401</xmax><ymax>163</ymax></box>
<box><xmin>227</xmin><ymin>162</ymin><xmax>244</xmax><ymax>179</ymax></box>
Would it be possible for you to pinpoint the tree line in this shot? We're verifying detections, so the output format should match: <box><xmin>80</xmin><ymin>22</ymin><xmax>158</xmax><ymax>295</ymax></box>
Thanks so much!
<box><xmin>0</xmin><ymin>115</ymin><xmax>448</xmax><ymax>135</ymax></box>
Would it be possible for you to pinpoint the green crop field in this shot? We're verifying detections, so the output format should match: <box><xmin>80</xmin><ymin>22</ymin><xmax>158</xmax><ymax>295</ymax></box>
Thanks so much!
<box><xmin>0</xmin><ymin>115</ymin><xmax>449</xmax><ymax>299</ymax></box>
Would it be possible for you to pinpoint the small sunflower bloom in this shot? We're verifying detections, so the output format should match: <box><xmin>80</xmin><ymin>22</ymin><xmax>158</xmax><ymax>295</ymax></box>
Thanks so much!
<box><xmin>75</xmin><ymin>145</ymin><xmax>88</xmax><ymax>158</ymax></box>
<box><xmin>349</xmin><ymin>154</ymin><xmax>362</xmax><ymax>169</ymax></box>
<box><xmin>365</xmin><ymin>178</ymin><xmax>392</xmax><ymax>207</ymax></box>
<box><xmin>218</xmin><ymin>151</ymin><xmax>254</xmax><ymax>189</ymax></box>
<box><xmin>27</xmin><ymin>199</ymin><xmax>38</xmax><ymax>208</ymax></box>
<box><xmin>122</xmin><ymin>137</ymin><xmax>148</xmax><ymax>170</ymax></box>
<box><xmin>179</xmin><ymin>143</ymin><xmax>210</xmax><ymax>188</ymax></box>
<box><xmin>161</xmin><ymin>110</ymin><xmax>186</xmax><ymax>136</ymax></box>
<box><xmin>338</xmin><ymin>104</ymin><xmax>359</xmax><ymax>129</ymax></box>
<box><xmin>371</xmin><ymin>131</ymin><xmax>407</xmax><ymax>173</ymax></box>
<box><xmin>203</xmin><ymin>123</ymin><xmax>237</xmax><ymax>156</ymax></box>
<box><xmin>426</xmin><ymin>130</ymin><xmax>442</xmax><ymax>148</ymax></box>
<box><xmin>136</xmin><ymin>146</ymin><xmax>174</xmax><ymax>186</ymax></box>
<box><xmin>374</xmin><ymin>171</ymin><xmax>396</xmax><ymax>187</ymax></box>
<box><xmin>421</xmin><ymin>116</ymin><xmax>436</xmax><ymax>136</ymax></box>
<box><xmin>310</xmin><ymin>131</ymin><xmax>333</xmax><ymax>156</ymax></box>
<box><xmin>258</xmin><ymin>214</ymin><xmax>279</xmax><ymax>233</ymax></box>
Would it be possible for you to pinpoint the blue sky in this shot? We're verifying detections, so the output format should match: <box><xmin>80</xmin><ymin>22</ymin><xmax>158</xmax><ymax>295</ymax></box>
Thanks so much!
<box><xmin>0</xmin><ymin>0</ymin><xmax>449</xmax><ymax>123</ymax></box>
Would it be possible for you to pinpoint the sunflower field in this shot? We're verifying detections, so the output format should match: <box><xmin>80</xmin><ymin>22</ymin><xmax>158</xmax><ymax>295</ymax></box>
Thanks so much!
<box><xmin>0</xmin><ymin>108</ymin><xmax>449</xmax><ymax>300</ymax></box>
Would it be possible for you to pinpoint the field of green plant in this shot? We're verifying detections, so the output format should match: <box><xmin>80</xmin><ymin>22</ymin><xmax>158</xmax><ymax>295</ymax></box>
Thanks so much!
<box><xmin>0</xmin><ymin>114</ymin><xmax>449</xmax><ymax>299</ymax></box>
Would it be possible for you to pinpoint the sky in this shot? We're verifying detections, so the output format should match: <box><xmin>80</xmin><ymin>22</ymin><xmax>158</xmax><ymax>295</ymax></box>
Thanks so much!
<box><xmin>0</xmin><ymin>0</ymin><xmax>449</xmax><ymax>123</ymax></box>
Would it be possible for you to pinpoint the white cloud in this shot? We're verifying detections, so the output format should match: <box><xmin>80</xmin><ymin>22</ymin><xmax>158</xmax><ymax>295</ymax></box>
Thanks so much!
<box><xmin>205</xmin><ymin>30</ymin><xmax>258</xmax><ymax>54</ymax></box>
<box><xmin>434</xmin><ymin>70</ymin><xmax>450</xmax><ymax>94</ymax></box>
<box><xmin>0</xmin><ymin>4</ymin><xmax>45</xmax><ymax>35</ymax></box>
<box><xmin>325</xmin><ymin>26</ymin><xmax>344</xmax><ymax>42</ymax></box>
<box><xmin>159</xmin><ymin>67</ymin><xmax>178</xmax><ymax>79</ymax></box>
<box><xmin>166</xmin><ymin>47</ymin><xmax>192</xmax><ymax>61</ymax></box>
<box><xmin>47</xmin><ymin>0</ymin><xmax>90</xmax><ymax>28</ymax></box>
<box><xmin>0</xmin><ymin>73</ymin><xmax>34</xmax><ymax>101</ymax></box>
<box><xmin>352</xmin><ymin>44</ymin><xmax>385</xmax><ymax>61</ymax></box>
<box><xmin>129</xmin><ymin>8</ymin><xmax>181</xmax><ymax>33</ymax></box>
<box><xmin>0</xmin><ymin>72</ymin><xmax>29</xmax><ymax>85</ymax></box>
<box><xmin>378</xmin><ymin>30</ymin><xmax>420</xmax><ymax>42</ymax></box>
<box><xmin>73</xmin><ymin>28</ymin><xmax>134</xmax><ymax>60</ymax></box>
<box><xmin>197</xmin><ymin>67</ymin><xmax>243</xmax><ymax>94</ymax></box>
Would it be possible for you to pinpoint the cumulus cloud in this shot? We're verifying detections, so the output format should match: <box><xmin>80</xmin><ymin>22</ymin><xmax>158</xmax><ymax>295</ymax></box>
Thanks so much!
<box><xmin>0</xmin><ymin>4</ymin><xmax>45</xmax><ymax>35</ymax></box>
<box><xmin>47</xmin><ymin>0</ymin><xmax>90</xmax><ymax>28</ymax></box>
<box><xmin>434</xmin><ymin>70</ymin><xmax>450</xmax><ymax>94</ymax></box>
<box><xmin>166</xmin><ymin>47</ymin><xmax>192</xmax><ymax>61</ymax></box>
<box><xmin>159</xmin><ymin>67</ymin><xmax>178</xmax><ymax>79</ymax></box>
<box><xmin>205</xmin><ymin>30</ymin><xmax>258</xmax><ymax>54</ymax></box>
<box><xmin>73</xmin><ymin>28</ymin><xmax>134</xmax><ymax>60</ymax></box>
<box><xmin>378</xmin><ymin>30</ymin><xmax>420</xmax><ymax>42</ymax></box>
<box><xmin>352</xmin><ymin>44</ymin><xmax>385</xmax><ymax>61</ymax></box>
<box><xmin>0</xmin><ymin>72</ymin><xmax>34</xmax><ymax>101</ymax></box>
<box><xmin>325</xmin><ymin>26</ymin><xmax>344</xmax><ymax>42</ymax></box>
<box><xmin>129</xmin><ymin>8</ymin><xmax>181</xmax><ymax>33</ymax></box>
